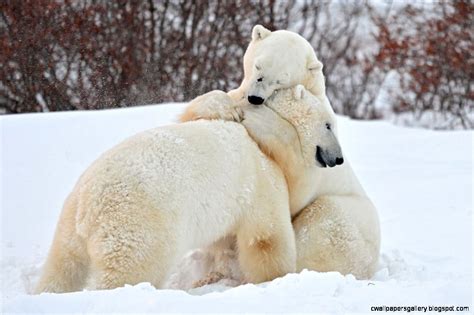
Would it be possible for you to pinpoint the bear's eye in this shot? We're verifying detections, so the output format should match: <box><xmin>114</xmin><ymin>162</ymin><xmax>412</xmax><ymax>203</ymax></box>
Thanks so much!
<box><xmin>255</xmin><ymin>65</ymin><xmax>261</xmax><ymax>71</ymax></box>
<box><xmin>326</xmin><ymin>123</ymin><xmax>331</xmax><ymax>130</ymax></box>
<box><xmin>257</xmin><ymin>77</ymin><xmax>263</xmax><ymax>82</ymax></box>
<box><xmin>276</xmin><ymin>80</ymin><xmax>281</xmax><ymax>84</ymax></box>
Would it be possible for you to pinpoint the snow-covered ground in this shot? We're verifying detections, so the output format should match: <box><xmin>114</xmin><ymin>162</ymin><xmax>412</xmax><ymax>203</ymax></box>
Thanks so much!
<box><xmin>1</xmin><ymin>103</ymin><xmax>472</xmax><ymax>313</ymax></box>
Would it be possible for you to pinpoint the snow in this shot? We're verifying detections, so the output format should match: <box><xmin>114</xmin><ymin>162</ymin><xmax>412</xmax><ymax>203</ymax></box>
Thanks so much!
<box><xmin>1</xmin><ymin>103</ymin><xmax>472</xmax><ymax>313</ymax></box>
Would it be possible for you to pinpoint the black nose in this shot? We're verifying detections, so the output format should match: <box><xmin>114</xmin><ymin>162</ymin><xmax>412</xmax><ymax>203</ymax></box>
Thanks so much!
<box><xmin>335</xmin><ymin>157</ymin><xmax>344</xmax><ymax>165</ymax></box>
<box><xmin>248</xmin><ymin>95</ymin><xmax>264</xmax><ymax>105</ymax></box>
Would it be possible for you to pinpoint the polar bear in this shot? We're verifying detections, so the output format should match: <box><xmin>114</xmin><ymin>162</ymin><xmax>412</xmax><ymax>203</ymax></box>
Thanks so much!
<box><xmin>183</xmin><ymin>86</ymin><xmax>380</xmax><ymax>287</ymax></box>
<box><xmin>180</xmin><ymin>24</ymin><xmax>329</xmax><ymax>122</ymax></box>
<box><xmin>34</xmin><ymin>86</ymin><xmax>343</xmax><ymax>294</ymax></box>
<box><xmin>246</xmin><ymin>87</ymin><xmax>381</xmax><ymax>279</ymax></box>
<box><xmin>177</xmin><ymin>24</ymin><xmax>380</xmax><ymax>283</ymax></box>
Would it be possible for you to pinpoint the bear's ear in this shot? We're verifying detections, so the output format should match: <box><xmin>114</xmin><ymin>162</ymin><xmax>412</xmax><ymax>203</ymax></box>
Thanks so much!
<box><xmin>308</xmin><ymin>58</ymin><xmax>323</xmax><ymax>73</ymax></box>
<box><xmin>252</xmin><ymin>25</ymin><xmax>271</xmax><ymax>41</ymax></box>
<box><xmin>294</xmin><ymin>85</ymin><xmax>305</xmax><ymax>100</ymax></box>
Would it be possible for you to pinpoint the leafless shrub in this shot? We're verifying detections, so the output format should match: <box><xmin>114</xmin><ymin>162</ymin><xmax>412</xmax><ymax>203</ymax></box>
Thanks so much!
<box><xmin>291</xmin><ymin>0</ymin><xmax>386</xmax><ymax>119</ymax></box>
<box><xmin>0</xmin><ymin>0</ymin><xmax>471</xmax><ymax>129</ymax></box>
<box><xmin>371</xmin><ymin>1</ymin><xmax>474</xmax><ymax>129</ymax></box>
<box><xmin>0</xmin><ymin>0</ymin><xmax>294</xmax><ymax>113</ymax></box>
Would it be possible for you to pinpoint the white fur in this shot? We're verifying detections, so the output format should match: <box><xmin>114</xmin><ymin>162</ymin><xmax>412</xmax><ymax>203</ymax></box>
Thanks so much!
<box><xmin>35</xmin><ymin>118</ymin><xmax>302</xmax><ymax>293</ymax></box>
<box><xmin>259</xmin><ymin>87</ymin><xmax>381</xmax><ymax>278</ymax></box>
<box><xmin>179</xmin><ymin>24</ymin><xmax>380</xmax><ymax>281</ymax></box>
<box><xmin>192</xmin><ymin>86</ymin><xmax>381</xmax><ymax>285</ymax></box>
<box><xmin>234</xmin><ymin>25</ymin><xmax>325</xmax><ymax>103</ymax></box>
<box><xmin>180</xmin><ymin>25</ymin><xmax>328</xmax><ymax>123</ymax></box>
<box><xmin>35</xmin><ymin>85</ymin><xmax>346</xmax><ymax>293</ymax></box>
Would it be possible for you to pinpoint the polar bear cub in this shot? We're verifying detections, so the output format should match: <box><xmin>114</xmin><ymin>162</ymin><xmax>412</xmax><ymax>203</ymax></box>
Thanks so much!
<box><xmin>35</xmin><ymin>85</ymin><xmax>342</xmax><ymax>294</ymax></box>
<box><xmin>180</xmin><ymin>24</ymin><xmax>329</xmax><ymax>122</ymax></box>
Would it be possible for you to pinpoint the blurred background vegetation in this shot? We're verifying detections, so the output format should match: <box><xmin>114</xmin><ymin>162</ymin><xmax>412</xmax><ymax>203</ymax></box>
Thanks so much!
<box><xmin>0</xmin><ymin>0</ymin><xmax>472</xmax><ymax>129</ymax></box>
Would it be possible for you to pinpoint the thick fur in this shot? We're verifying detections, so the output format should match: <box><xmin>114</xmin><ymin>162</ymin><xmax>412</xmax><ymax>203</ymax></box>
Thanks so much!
<box><xmin>193</xmin><ymin>86</ymin><xmax>381</xmax><ymax>284</ymax></box>
<box><xmin>35</xmin><ymin>119</ymin><xmax>301</xmax><ymax>293</ymax></box>
<box><xmin>180</xmin><ymin>25</ymin><xmax>328</xmax><ymax>122</ymax></box>
<box><xmin>35</xmin><ymin>85</ymin><xmax>343</xmax><ymax>294</ymax></box>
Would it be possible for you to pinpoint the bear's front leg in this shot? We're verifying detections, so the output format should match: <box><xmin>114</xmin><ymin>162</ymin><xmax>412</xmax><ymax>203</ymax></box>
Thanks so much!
<box><xmin>236</xmin><ymin>203</ymin><xmax>296</xmax><ymax>283</ymax></box>
<box><xmin>292</xmin><ymin>195</ymin><xmax>380</xmax><ymax>279</ymax></box>
<box><xmin>180</xmin><ymin>90</ymin><xmax>245</xmax><ymax>123</ymax></box>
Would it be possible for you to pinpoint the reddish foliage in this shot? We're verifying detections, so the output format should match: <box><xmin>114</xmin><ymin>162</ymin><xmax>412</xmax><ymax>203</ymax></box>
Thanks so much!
<box><xmin>0</xmin><ymin>0</ymin><xmax>386</xmax><ymax>119</ymax></box>
<box><xmin>372</xmin><ymin>1</ymin><xmax>473</xmax><ymax>128</ymax></box>
<box><xmin>0</xmin><ymin>1</ymin><xmax>471</xmax><ymax>129</ymax></box>
<box><xmin>0</xmin><ymin>0</ymin><xmax>294</xmax><ymax>113</ymax></box>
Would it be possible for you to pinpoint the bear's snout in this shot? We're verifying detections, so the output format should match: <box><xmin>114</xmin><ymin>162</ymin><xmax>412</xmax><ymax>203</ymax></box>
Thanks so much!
<box><xmin>248</xmin><ymin>95</ymin><xmax>264</xmax><ymax>105</ymax></box>
<box><xmin>316</xmin><ymin>146</ymin><xmax>344</xmax><ymax>168</ymax></box>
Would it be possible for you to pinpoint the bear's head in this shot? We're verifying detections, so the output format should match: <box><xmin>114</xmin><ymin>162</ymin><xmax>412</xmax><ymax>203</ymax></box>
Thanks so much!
<box><xmin>242</xmin><ymin>25</ymin><xmax>325</xmax><ymax>106</ymax></box>
<box><xmin>243</xmin><ymin>85</ymin><xmax>343</xmax><ymax>169</ymax></box>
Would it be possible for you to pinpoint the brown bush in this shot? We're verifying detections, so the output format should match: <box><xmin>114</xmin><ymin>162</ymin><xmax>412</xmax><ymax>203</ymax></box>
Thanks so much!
<box><xmin>372</xmin><ymin>1</ymin><xmax>474</xmax><ymax>128</ymax></box>
<box><xmin>293</xmin><ymin>1</ymin><xmax>386</xmax><ymax>119</ymax></box>
<box><xmin>1</xmin><ymin>0</ymin><xmax>471</xmax><ymax>129</ymax></box>
<box><xmin>0</xmin><ymin>0</ymin><xmax>294</xmax><ymax>113</ymax></box>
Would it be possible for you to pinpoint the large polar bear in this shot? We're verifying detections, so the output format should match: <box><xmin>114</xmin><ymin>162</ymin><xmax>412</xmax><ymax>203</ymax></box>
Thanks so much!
<box><xmin>34</xmin><ymin>85</ymin><xmax>342</xmax><ymax>294</ymax></box>
<box><xmin>180</xmin><ymin>90</ymin><xmax>380</xmax><ymax>286</ymax></box>
<box><xmin>180</xmin><ymin>24</ymin><xmax>329</xmax><ymax>122</ymax></box>
<box><xmin>245</xmin><ymin>92</ymin><xmax>382</xmax><ymax>278</ymax></box>
<box><xmin>179</xmin><ymin>25</ymin><xmax>380</xmax><ymax>282</ymax></box>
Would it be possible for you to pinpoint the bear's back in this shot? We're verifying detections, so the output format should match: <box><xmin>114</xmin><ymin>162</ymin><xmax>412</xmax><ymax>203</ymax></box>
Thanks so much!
<box><xmin>74</xmin><ymin>120</ymin><xmax>285</xmax><ymax>241</ymax></box>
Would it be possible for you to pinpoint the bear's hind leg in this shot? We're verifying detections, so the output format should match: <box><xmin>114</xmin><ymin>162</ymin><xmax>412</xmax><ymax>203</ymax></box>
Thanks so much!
<box><xmin>87</xmin><ymin>209</ymin><xmax>180</xmax><ymax>290</ymax></box>
<box><xmin>35</xmin><ymin>194</ymin><xmax>89</xmax><ymax>294</ymax></box>
<box><xmin>34</xmin><ymin>235</ymin><xmax>89</xmax><ymax>294</ymax></box>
